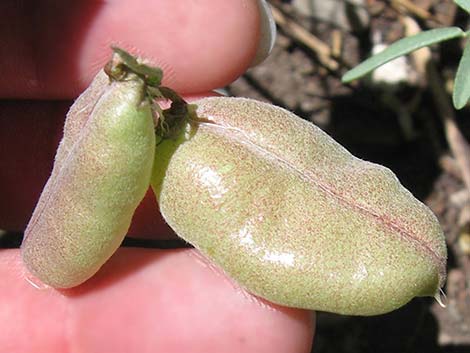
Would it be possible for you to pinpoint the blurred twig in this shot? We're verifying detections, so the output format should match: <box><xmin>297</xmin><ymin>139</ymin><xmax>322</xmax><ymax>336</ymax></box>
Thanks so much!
<box><xmin>270</xmin><ymin>4</ymin><xmax>340</xmax><ymax>71</ymax></box>
<box><xmin>403</xmin><ymin>16</ymin><xmax>470</xmax><ymax>196</ymax></box>
<box><xmin>390</xmin><ymin>0</ymin><xmax>432</xmax><ymax>20</ymax></box>
<box><xmin>440</xmin><ymin>155</ymin><xmax>463</xmax><ymax>181</ymax></box>
<box><xmin>428</xmin><ymin>63</ymin><xmax>470</xmax><ymax>194</ymax></box>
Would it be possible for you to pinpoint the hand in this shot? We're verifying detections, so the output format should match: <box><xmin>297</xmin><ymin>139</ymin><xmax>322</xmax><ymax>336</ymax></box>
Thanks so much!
<box><xmin>0</xmin><ymin>1</ymin><xmax>314</xmax><ymax>352</ymax></box>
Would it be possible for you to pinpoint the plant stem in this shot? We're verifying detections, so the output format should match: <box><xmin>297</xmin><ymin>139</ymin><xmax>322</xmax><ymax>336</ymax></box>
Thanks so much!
<box><xmin>427</xmin><ymin>62</ymin><xmax>470</xmax><ymax>195</ymax></box>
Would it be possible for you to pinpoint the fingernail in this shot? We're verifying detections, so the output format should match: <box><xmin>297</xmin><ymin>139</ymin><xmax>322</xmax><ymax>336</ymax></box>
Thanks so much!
<box><xmin>250</xmin><ymin>0</ymin><xmax>277</xmax><ymax>67</ymax></box>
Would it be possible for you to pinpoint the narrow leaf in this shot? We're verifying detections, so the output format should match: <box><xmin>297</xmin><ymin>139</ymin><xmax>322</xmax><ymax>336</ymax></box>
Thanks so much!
<box><xmin>455</xmin><ymin>0</ymin><xmax>470</xmax><ymax>14</ymax></box>
<box><xmin>342</xmin><ymin>27</ymin><xmax>465</xmax><ymax>83</ymax></box>
<box><xmin>453</xmin><ymin>37</ymin><xmax>470</xmax><ymax>109</ymax></box>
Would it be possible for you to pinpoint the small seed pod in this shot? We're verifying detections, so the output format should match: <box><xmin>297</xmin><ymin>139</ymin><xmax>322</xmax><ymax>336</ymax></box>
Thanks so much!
<box><xmin>151</xmin><ymin>97</ymin><xmax>447</xmax><ymax>316</ymax></box>
<box><xmin>21</xmin><ymin>70</ymin><xmax>156</xmax><ymax>288</ymax></box>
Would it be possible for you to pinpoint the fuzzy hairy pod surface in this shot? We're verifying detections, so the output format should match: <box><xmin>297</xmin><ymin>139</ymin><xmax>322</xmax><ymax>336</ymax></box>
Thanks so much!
<box><xmin>22</xmin><ymin>71</ymin><xmax>156</xmax><ymax>288</ymax></box>
<box><xmin>151</xmin><ymin>97</ymin><xmax>447</xmax><ymax>316</ymax></box>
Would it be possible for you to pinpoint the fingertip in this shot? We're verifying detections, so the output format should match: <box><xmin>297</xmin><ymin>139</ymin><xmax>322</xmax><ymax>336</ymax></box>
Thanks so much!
<box><xmin>78</xmin><ymin>0</ymin><xmax>261</xmax><ymax>94</ymax></box>
<box><xmin>2</xmin><ymin>0</ymin><xmax>262</xmax><ymax>98</ymax></box>
<box><xmin>70</xmin><ymin>248</ymin><xmax>314</xmax><ymax>353</ymax></box>
<box><xmin>0</xmin><ymin>249</ymin><xmax>314</xmax><ymax>353</ymax></box>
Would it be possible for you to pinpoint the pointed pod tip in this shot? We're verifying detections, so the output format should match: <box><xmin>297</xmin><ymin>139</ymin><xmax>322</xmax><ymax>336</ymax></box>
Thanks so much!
<box><xmin>434</xmin><ymin>287</ymin><xmax>448</xmax><ymax>308</ymax></box>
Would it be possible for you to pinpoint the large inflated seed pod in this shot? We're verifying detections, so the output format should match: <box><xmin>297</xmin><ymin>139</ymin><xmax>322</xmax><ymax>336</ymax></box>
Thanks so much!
<box><xmin>22</xmin><ymin>72</ymin><xmax>155</xmax><ymax>288</ymax></box>
<box><xmin>151</xmin><ymin>97</ymin><xmax>447</xmax><ymax>316</ymax></box>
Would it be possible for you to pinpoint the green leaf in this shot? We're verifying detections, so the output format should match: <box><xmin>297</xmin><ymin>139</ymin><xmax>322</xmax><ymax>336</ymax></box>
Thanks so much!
<box><xmin>453</xmin><ymin>37</ymin><xmax>470</xmax><ymax>109</ymax></box>
<box><xmin>342</xmin><ymin>27</ymin><xmax>465</xmax><ymax>83</ymax></box>
<box><xmin>455</xmin><ymin>0</ymin><xmax>470</xmax><ymax>14</ymax></box>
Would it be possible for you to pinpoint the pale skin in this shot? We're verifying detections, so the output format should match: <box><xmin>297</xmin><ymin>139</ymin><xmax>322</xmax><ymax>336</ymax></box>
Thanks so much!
<box><xmin>0</xmin><ymin>1</ymin><xmax>314</xmax><ymax>352</ymax></box>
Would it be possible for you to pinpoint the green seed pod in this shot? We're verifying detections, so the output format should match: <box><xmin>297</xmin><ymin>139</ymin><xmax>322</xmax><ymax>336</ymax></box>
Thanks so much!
<box><xmin>151</xmin><ymin>97</ymin><xmax>447</xmax><ymax>316</ymax></box>
<box><xmin>22</xmin><ymin>71</ymin><xmax>156</xmax><ymax>288</ymax></box>
<box><xmin>28</xmin><ymin>71</ymin><xmax>110</xmax><ymax>206</ymax></box>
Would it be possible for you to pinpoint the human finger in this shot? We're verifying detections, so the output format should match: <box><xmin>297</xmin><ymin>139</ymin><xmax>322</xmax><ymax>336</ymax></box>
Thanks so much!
<box><xmin>0</xmin><ymin>248</ymin><xmax>314</xmax><ymax>353</ymax></box>
<box><xmin>1</xmin><ymin>0</ymin><xmax>272</xmax><ymax>99</ymax></box>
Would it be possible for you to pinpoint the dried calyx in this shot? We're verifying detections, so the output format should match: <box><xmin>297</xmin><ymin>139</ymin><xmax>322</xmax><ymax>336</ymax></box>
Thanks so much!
<box><xmin>105</xmin><ymin>46</ymin><xmax>198</xmax><ymax>141</ymax></box>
